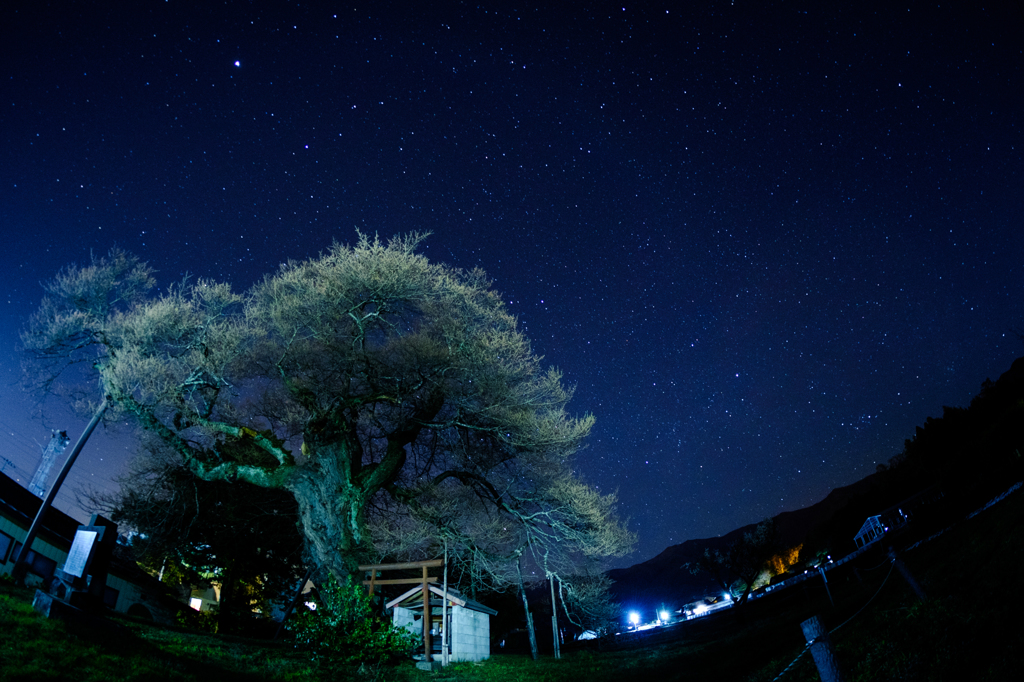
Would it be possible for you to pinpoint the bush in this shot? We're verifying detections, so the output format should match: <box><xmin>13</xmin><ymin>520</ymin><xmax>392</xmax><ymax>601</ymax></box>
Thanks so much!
<box><xmin>286</xmin><ymin>575</ymin><xmax>416</xmax><ymax>669</ymax></box>
<box><xmin>174</xmin><ymin>604</ymin><xmax>220</xmax><ymax>633</ymax></box>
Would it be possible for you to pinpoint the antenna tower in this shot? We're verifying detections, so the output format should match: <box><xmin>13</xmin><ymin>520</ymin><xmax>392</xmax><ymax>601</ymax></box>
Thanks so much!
<box><xmin>29</xmin><ymin>430</ymin><xmax>70</xmax><ymax>496</ymax></box>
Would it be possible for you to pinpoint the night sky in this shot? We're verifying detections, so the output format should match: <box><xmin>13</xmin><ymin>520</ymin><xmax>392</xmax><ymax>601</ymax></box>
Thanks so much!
<box><xmin>2</xmin><ymin>1</ymin><xmax>1022</xmax><ymax>568</ymax></box>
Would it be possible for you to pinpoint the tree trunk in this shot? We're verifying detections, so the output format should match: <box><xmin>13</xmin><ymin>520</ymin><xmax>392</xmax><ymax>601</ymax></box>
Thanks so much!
<box><xmin>284</xmin><ymin>419</ymin><xmax>424</xmax><ymax>583</ymax></box>
<box><xmin>517</xmin><ymin>558</ymin><xmax>539</xmax><ymax>661</ymax></box>
<box><xmin>288</xmin><ymin>445</ymin><xmax>367</xmax><ymax>580</ymax></box>
<box><xmin>218</xmin><ymin>559</ymin><xmax>237</xmax><ymax>630</ymax></box>
<box><xmin>274</xmin><ymin>566</ymin><xmax>315</xmax><ymax>641</ymax></box>
<box><xmin>549</xmin><ymin>574</ymin><xmax>560</xmax><ymax>659</ymax></box>
<box><xmin>738</xmin><ymin>581</ymin><xmax>754</xmax><ymax>605</ymax></box>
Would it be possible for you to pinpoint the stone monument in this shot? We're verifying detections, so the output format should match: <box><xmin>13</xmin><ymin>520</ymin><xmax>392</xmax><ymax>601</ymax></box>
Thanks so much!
<box><xmin>34</xmin><ymin>515</ymin><xmax>119</xmax><ymax>622</ymax></box>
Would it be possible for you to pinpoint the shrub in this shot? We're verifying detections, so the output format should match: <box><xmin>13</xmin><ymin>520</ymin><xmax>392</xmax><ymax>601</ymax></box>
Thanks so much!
<box><xmin>286</xmin><ymin>575</ymin><xmax>416</xmax><ymax>669</ymax></box>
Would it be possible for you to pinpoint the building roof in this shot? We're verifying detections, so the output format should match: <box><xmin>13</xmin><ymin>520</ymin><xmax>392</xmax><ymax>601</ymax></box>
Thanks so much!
<box><xmin>854</xmin><ymin>515</ymin><xmax>886</xmax><ymax>541</ymax></box>
<box><xmin>386</xmin><ymin>584</ymin><xmax>498</xmax><ymax>616</ymax></box>
<box><xmin>0</xmin><ymin>471</ymin><xmax>81</xmax><ymax>544</ymax></box>
<box><xmin>0</xmin><ymin>472</ymin><xmax>174</xmax><ymax>597</ymax></box>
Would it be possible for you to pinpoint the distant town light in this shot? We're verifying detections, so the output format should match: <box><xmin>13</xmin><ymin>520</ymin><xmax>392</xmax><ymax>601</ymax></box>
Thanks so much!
<box><xmin>659</xmin><ymin>610</ymin><xmax>670</xmax><ymax>622</ymax></box>
<box><xmin>629</xmin><ymin>611</ymin><xmax>640</xmax><ymax>626</ymax></box>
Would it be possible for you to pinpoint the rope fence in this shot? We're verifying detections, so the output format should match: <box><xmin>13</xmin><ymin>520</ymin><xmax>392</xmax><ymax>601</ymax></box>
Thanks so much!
<box><xmin>769</xmin><ymin>480</ymin><xmax>1022</xmax><ymax>681</ymax></box>
<box><xmin>770</xmin><ymin>559</ymin><xmax>894</xmax><ymax>682</ymax></box>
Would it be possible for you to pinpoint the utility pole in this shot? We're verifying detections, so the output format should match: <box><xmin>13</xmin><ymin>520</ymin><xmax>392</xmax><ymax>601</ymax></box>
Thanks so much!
<box><xmin>442</xmin><ymin>540</ymin><xmax>449</xmax><ymax>667</ymax></box>
<box><xmin>12</xmin><ymin>399</ymin><xmax>107</xmax><ymax>585</ymax></box>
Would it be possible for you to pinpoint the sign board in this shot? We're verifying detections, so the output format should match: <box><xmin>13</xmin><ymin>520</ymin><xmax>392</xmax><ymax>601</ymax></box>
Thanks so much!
<box><xmin>64</xmin><ymin>529</ymin><xmax>98</xmax><ymax>578</ymax></box>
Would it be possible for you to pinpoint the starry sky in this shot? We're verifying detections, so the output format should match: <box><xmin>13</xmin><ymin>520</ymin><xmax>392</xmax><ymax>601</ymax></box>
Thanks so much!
<box><xmin>2</xmin><ymin>0</ymin><xmax>1022</xmax><ymax>568</ymax></box>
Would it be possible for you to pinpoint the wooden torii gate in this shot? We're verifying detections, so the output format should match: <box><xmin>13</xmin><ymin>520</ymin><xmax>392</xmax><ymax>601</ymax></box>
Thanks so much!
<box><xmin>359</xmin><ymin>559</ymin><xmax>444</xmax><ymax>662</ymax></box>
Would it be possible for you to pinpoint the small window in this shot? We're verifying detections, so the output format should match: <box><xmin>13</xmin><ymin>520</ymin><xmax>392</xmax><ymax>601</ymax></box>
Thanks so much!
<box><xmin>103</xmin><ymin>585</ymin><xmax>120</xmax><ymax>609</ymax></box>
<box><xmin>11</xmin><ymin>543</ymin><xmax>58</xmax><ymax>582</ymax></box>
<box><xmin>0</xmin><ymin>530</ymin><xmax>14</xmax><ymax>564</ymax></box>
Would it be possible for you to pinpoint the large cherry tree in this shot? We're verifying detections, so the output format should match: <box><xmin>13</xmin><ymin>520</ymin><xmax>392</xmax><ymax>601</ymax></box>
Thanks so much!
<box><xmin>23</xmin><ymin>234</ymin><xmax>625</xmax><ymax>582</ymax></box>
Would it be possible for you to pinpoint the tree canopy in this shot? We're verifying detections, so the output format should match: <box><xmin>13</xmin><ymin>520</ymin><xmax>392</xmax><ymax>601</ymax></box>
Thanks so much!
<box><xmin>689</xmin><ymin>518</ymin><xmax>781</xmax><ymax>605</ymax></box>
<box><xmin>99</xmin><ymin>436</ymin><xmax>305</xmax><ymax>628</ymax></box>
<box><xmin>23</xmin><ymin>235</ymin><xmax>630</xmax><ymax>584</ymax></box>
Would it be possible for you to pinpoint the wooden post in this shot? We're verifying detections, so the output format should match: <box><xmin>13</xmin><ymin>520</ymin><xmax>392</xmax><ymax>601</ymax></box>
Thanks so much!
<box><xmin>888</xmin><ymin>548</ymin><xmax>927</xmax><ymax>601</ymax></box>
<box><xmin>818</xmin><ymin>566</ymin><xmax>835</xmax><ymax>607</ymax></box>
<box><xmin>801</xmin><ymin>615</ymin><xmax>845</xmax><ymax>682</ymax></box>
<box><xmin>355</xmin><ymin>559</ymin><xmax>443</xmax><ymax>664</ymax></box>
<box><xmin>422</xmin><ymin>565</ymin><xmax>431</xmax><ymax>661</ymax></box>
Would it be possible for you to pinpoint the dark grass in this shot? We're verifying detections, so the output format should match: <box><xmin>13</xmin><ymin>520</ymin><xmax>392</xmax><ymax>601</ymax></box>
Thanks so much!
<box><xmin>0</xmin><ymin>581</ymin><xmax>319</xmax><ymax>682</ymax></box>
<box><xmin>745</xmin><ymin>482</ymin><xmax>1024</xmax><ymax>682</ymax></box>
<box><xmin>3</xmin><ymin>487</ymin><xmax>1023</xmax><ymax>681</ymax></box>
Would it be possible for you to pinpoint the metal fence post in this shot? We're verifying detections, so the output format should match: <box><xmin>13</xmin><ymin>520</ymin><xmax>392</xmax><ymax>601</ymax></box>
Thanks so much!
<box><xmin>888</xmin><ymin>547</ymin><xmax>927</xmax><ymax>601</ymax></box>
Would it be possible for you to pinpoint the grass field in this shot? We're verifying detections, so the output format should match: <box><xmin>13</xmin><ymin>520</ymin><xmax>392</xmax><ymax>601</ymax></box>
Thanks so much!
<box><xmin>3</xmin><ymin>486</ymin><xmax>1022</xmax><ymax>681</ymax></box>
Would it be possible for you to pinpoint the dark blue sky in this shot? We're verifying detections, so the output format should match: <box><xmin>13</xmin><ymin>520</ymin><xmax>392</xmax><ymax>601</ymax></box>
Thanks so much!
<box><xmin>2</xmin><ymin>0</ymin><xmax>1022</xmax><ymax>567</ymax></box>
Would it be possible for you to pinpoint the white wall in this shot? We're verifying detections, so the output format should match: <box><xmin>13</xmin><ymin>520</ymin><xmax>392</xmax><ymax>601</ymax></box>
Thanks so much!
<box><xmin>392</xmin><ymin>603</ymin><xmax>491</xmax><ymax>663</ymax></box>
<box><xmin>393</xmin><ymin>605</ymin><xmax>418</xmax><ymax>635</ymax></box>
<box><xmin>451</xmin><ymin>606</ymin><xmax>490</xmax><ymax>662</ymax></box>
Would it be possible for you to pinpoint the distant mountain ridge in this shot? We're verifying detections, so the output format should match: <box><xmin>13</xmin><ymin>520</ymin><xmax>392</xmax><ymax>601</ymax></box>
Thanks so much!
<box><xmin>608</xmin><ymin>352</ymin><xmax>1024</xmax><ymax>612</ymax></box>
<box><xmin>607</xmin><ymin>472</ymin><xmax>881</xmax><ymax>609</ymax></box>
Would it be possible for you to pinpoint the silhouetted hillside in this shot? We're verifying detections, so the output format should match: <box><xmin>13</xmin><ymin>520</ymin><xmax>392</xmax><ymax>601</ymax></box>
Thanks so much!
<box><xmin>609</xmin><ymin>353</ymin><xmax>1024</xmax><ymax>612</ymax></box>
<box><xmin>607</xmin><ymin>473</ymin><xmax>880</xmax><ymax>610</ymax></box>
